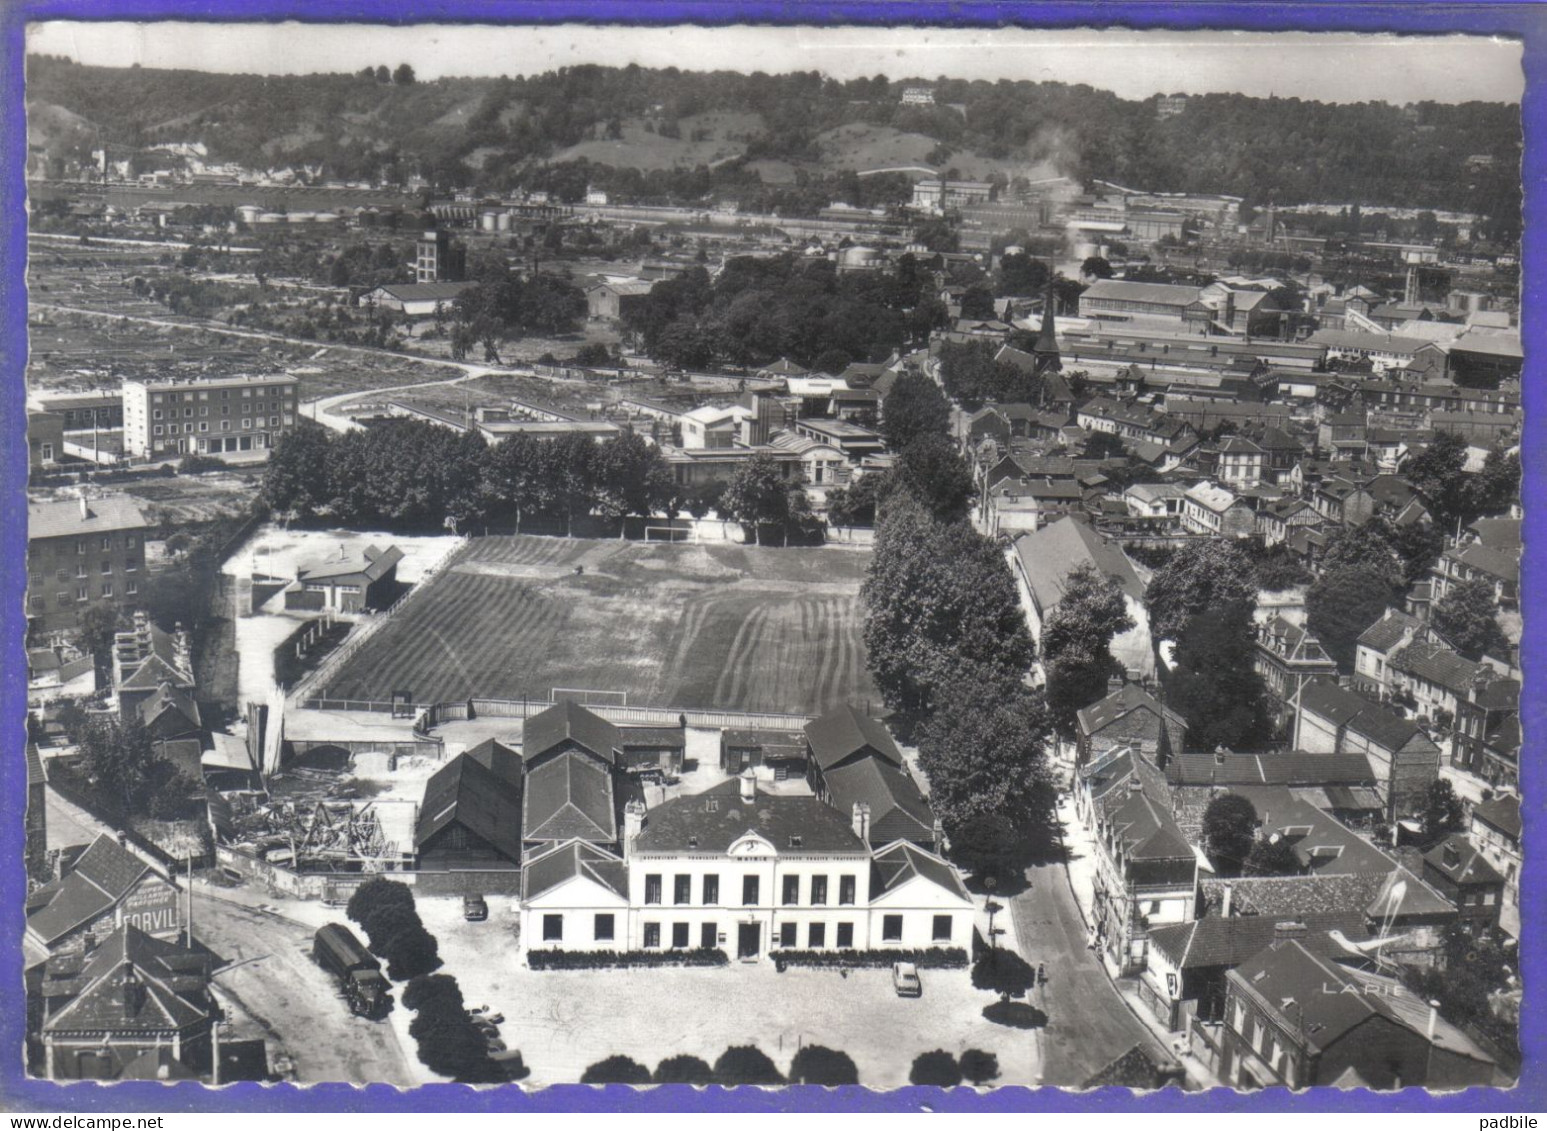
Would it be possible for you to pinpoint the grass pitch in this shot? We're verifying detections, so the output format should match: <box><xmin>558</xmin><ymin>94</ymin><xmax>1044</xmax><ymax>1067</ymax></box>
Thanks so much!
<box><xmin>321</xmin><ymin>535</ymin><xmax>878</xmax><ymax>716</ymax></box>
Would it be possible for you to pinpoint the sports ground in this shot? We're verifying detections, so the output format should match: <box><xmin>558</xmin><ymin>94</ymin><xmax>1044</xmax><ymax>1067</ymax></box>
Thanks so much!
<box><xmin>319</xmin><ymin>535</ymin><xmax>879</xmax><ymax>716</ymax></box>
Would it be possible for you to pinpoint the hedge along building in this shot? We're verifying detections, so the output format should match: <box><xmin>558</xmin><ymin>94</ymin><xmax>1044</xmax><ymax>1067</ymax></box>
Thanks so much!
<box><xmin>519</xmin><ymin>773</ymin><xmax>973</xmax><ymax>960</ymax></box>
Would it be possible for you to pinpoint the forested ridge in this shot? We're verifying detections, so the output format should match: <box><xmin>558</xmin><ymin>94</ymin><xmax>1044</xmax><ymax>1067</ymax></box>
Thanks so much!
<box><xmin>28</xmin><ymin>56</ymin><xmax>1519</xmax><ymax>220</ymax></box>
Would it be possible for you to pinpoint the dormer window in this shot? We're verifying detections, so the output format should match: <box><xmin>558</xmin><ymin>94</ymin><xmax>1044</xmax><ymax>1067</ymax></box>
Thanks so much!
<box><xmin>789</xmin><ymin>835</ymin><xmax>803</xmax><ymax>849</ymax></box>
<box><xmin>688</xmin><ymin>836</ymin><xmax>699</xmax><ymax>849</ymax></box>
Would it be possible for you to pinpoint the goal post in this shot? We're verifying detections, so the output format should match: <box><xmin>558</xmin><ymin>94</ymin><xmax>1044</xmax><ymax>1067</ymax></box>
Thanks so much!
<box><xmin>551</xmin><ymin>688</ymin><xmax>628</xmax><ymax>707</ymax></box>
<box><xmin>644</xmin><ymin>525</ymin><xmax>694</xmax><ymax>543</ymax></box>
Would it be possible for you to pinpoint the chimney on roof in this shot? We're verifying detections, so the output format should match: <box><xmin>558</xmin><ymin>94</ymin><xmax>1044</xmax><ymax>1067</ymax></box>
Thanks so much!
<box><xmin>79</xmin><ymin>492</ymin><xmax>90</xmax><ymax>521</ymax></box>
<box><xmin>120</xmin><ymin>962</ymin><xmax>146</xmax><ymax>1014</ymax></box>
<box><xmin>1427</xmin><ymin>1000</ymin><xmax>1440</xmax><ymax>1042</ymax></box>
<box><xmin>851</xmin><ymin>802</ymin><xmax>871</xmax><ymax>843</ymax></box>
<box><xmin>1442</xmin><ymin>842</ymin><xmax>1460</xmax><ymax>869</ymax></box>
<box><xmin>1108</xmin><ymin>672</ymin><xmax>1125</xmax><ymax>696</ymax></box>
<box><xmin>156</xmin><ymin>1063</ymin><xmax>171</xmax><ymax>1081</ymax></box>
<box><xmin>1274</xmin><ymin>921</ymin><xmax>1307</xmax><ymax>941</ymax></box>
<box><xmin>738</xmin><ymin>769</ymin><xmax>756</xmax><ymax>804</ymax></box>
<box><xmin>1222</xmin><ymin>884</ymin><xmax>1233</xmax><ymax>918</ymax></box>
<box><xmin>1215</xmin><ymin>747</ymin><xmax>1228</xmax><ymax>766</ymax></box>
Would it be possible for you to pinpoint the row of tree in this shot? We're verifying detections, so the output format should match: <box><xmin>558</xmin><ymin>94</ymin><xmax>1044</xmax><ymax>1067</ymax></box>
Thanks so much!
<box><xmin>346</xmin><ymin>878</ymin><xmax>442</xmax><ymax>982</ymax></box>
<box><xmin>580</xmin><ymin>1044</ymin><xmax>1002</xmax><ymax>1086</ymax></box>
<box><xmin>620</xmin><ymin>255</ymin><xmax>948</xmax><ymax>372</ymax></box>
<box><xmin>859</xmin><ymin>378</ymin><xmax>1053</xmax><ymax>877</ymax></box>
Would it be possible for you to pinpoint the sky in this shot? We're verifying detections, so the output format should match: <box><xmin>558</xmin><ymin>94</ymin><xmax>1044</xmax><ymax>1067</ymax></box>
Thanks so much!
<box><xmin>26</xmin><ymin>22</ymin><xmax>1524</xmax><ymax>105</ymax></box>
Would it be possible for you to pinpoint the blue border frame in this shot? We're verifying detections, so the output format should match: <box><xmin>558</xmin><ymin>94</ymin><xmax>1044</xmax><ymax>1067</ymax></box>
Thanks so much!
<box><xmin>2</xmin><ymin>1</ymin><xmax>1541</xmax><ymax>1113</ymax></box>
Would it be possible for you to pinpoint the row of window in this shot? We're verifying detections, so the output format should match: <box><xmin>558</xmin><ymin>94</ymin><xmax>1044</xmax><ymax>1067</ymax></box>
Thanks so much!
<box><xmin>642</xmin><ymin>873</ymin><xmax>859</xmax><ymax>908</ymax></box>
<box><xmin>153</xmin><ymin>403</ymin><xmax>283</xmax><ymax>420</ymax></box>
<box><xmin>153</xmin><ymin>417</ymin><xmax>286</xmax><ymax>437</ymax></box>
<box><xmin>151</xmin><ymin>386</ymin><xmax>295</xmax><ymax>403</ymax></box>
<box><xmin>538</xmin><ymin>914</ymin><xmax>953</xmax><ymax>946</ymax></box>
<box><xmin>31</xmin><ymin>578</ymin><xmax>136</xmax><ymax>608</ymax></box>
<box><xmin>36</xmin><ymin>558</ymin><xmax>137</xmax><ymax>583</ymax></box>
<box><xmin>62</xmin><ymin>536</ymin><xmax>137</xmax><ymax>554</ymax></box>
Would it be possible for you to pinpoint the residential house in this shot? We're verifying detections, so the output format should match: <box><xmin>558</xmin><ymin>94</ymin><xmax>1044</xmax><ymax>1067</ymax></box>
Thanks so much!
<box><xmin>1256</xmin><ymin>497</ymin><xmax>1322</xmax><ymax>548</ymax></box>
<box><xmin>1253</xmin><ymin>618</ymin><xmax>1340</xmax><ymax>730</ymax></box>
<box><xmin>1075</xmin><ymin>680</ymin><xmax>1187</xmax><ymax>768</ymax></box>
<box><xmin>519</xmin><ymin>839</ymin><xmax>630</xmax><ymax>951</ymax></box>
<box><xmin>1453</xmin><ymin>678</ymin><xmax>1520</xmax><ymax>787</ymax></box>
<box><xmin>1468</xmin><ymin>795</ymin><xmax>1520</xmax><ymax>927</ymax></box>
<box><xmin>1218</xmin><ymin>939</ymin><xmax>1498</xmax><ymax>1089</ymax></box>
<box><xmin>984</xmin><ymin>477</ymin><xmax>1085</xmax><ymax>534</ymax></box>
<box><xmin>112</xmin><ymin>611</ymin><xmax>196</xmax><ymax>730</ymax></box>
<box><xmin>1420</xmin><ymin>835</ymin><xmax>1504</xmax><ymax>933</ymax></box>
<box><xmin>1123</xmin><ymin>482</ymin><xmax>1187</xmax><ymax>522</ymax></box>
<box><xmin>1144</xmin><ymin>913</ymin><xmax>1367</xmax><ymax>1033</ymax></box>
<box><xmin>1182</xmin><ymin>481</ymin><xmax>1256</xmax><ymax>538</ymax></box>
<box><xmin>1387</xmin><ymin>641</ymin><xmax>1488</xmax><ymax>726</ymax></box>
<box><xmin>1294</xmin><ymin>680</ymin><xmax>1442</xmax><ymax>821</ymax></box>
<box><xmin>1012</xmin><ymin>517</ymin><xmax>1155</xmax><ymax>678</ymax></box>
<box><xmin>38</xmin><ymin>926</ymin><xmax>214</xmax><ymax>1081</ymax></box>
<box><xmin>284</xmin><ymin>544</ymin><xmax>403</xmax><ymax>613</ymax></box>
<box><xmin>1079</xmin><ymin>747</ymin><xmax>1198</xmax><ymax>974</ymax></box>
<box><xmin>357</xmin><ymin>281</ymin><xmax>477</xmax><ymax>317</ymax></box>
<box><xmin>26</xmin><ymin>834</ymin><xmax>183</xmax><ymax>959</ymax></box>
<box><xmin>1431</xmin><ymin>542</ymin><xmax>1518</xmax><ymax>611</ymax></box>
<box><xmin>1213</xmin><ymin>436</ymin><xmax>1268</xmax><ymax>490</ymax></box>
<box><xmin>1353</xmin><ymin>608</ymin><xmax>1427</xmax><ymax>698</ymax></box>
<box><xmin>27</xmin><ymin>494</ymin><xmax>150</xmax><ymax>634</ymax></box>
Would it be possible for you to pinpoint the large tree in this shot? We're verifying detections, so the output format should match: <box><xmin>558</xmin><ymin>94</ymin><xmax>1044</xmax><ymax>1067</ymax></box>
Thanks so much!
<box><xmin>1144</xmin><ymin>539</ymin><xmax>1260</xmax><ymax>643</ymax></box>
<box><xmin>1244</xmin><ymin>835</ymin><xmax>1302</xmax><ymax>877</ymax></box>
<box><xmin>1403</xmin><ymin>431</ymin><xmax>1471</xmax><ymax>526</ymax></box>
<box><xmin>1420</xmin><ymin>778</ymin><xmax>1466</xmax><ymax>848</ymax></box>
<box><xmin>720</xmin><ymin>454</ymin><xmax>795</xmax><ymax>543</ymax></box>
<box><xmin>1164</xmin><ymin>603</ymin><xmax>1273</xmax><ymax>750</ymax></box>
<box><xmin>1040</xmin><ymin>563</ymin><xmax>1134</xmax><ymax>734</ymax></box>
<box><xmin>1431</xmin><ymin>577</ymin><xmax>1511</xmax><ymax>662</ymax></box>
<box><xmin>880</xmin><ymin>371</ymin><xmax>950</xmax><ymax>451</ymax></box>
<box><xmin>917</xmin><ymin>675</ymin><xmax>1053</xmax><ymax>837</ymax></box>
<box><xmin>262</xmin><ymin>420</ymin><xmax>335</xmax><ymax>519</ymax></box>
<box><xmin>891</xmin><ymin>433</ymin><xmax>974</xmax><ymax>523</ymax></box>
<box><xmin>1202</xmin><ymin>793</ymin><xmax>1258</xmax><ymax>876</ymax></box>
<box><xmin>1306</xmin><ymin>567</ymin><xmax>1401</xmax><ymax>672</ymax></box>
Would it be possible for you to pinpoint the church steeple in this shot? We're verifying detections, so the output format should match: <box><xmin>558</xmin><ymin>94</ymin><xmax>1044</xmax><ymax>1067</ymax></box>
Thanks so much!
<box><xmin>1033</xmin><ymin>269</ymin><xmax>1062</xmax><ymax>376</ymax></box>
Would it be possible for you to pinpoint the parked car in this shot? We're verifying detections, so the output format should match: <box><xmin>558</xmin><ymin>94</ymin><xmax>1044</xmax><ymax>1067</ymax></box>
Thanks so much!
<box><xmin>892</xmin><ymin>961</ymin><xmax>922</xmax><ymax>997</ymax></box>
<box><xmin>463</xmin><ymin>894</ymin><xmax>488</xmax><ymax>922</ymax></box>
<box><xmin>474</xmin><ymin>1020</ymin><xmax>500</xmax><ymax>1038</ymax></box>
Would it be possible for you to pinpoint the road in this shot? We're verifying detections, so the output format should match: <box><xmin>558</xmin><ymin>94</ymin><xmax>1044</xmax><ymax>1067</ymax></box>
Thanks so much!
<box><xmin>1007</xmin><ymin>855</ymin><xmax>1172</xmax><ymax>1086</ymax></box>
<box><xmin>195</xmin><ymin>892</ymin><xmax>416</xmax><ymax>1086</ymax></box>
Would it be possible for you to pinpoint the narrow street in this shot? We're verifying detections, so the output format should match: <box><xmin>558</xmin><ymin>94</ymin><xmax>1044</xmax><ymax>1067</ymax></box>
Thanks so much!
<box><xmin>1005</xmin><ymin>838</ymin><xmax>1173</xmax><ymax>1085</ymax></box>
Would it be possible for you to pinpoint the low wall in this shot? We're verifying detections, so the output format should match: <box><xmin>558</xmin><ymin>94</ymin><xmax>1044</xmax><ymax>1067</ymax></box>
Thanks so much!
<box><xmin>314</xmin><ymin>695</ymin><xmax>816</xmax><ymax>734</ymax></box>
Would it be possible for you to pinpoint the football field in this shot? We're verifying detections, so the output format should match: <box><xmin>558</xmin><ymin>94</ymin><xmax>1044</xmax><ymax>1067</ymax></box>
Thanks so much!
<box><xmin>321</xmin><ymin>535</ymin><xmax>879</xmax><ymax>716</ymax></box>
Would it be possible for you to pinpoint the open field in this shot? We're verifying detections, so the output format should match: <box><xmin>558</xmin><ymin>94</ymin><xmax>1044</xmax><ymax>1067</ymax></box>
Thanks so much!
<box><xmin>321</xmin><ymin>534</ymin><xmax>879</xmax><ymax>715</ymax></box>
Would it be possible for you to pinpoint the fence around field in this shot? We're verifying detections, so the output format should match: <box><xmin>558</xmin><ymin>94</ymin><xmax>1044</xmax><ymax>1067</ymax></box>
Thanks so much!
<box><xmin>286</xmin><ymin>535</ymin><xmax>472</xmax><ymax>703</ymax></box>
<box><xmin>299</xmin><ymin>693</ymin><xmax>818</xmax><ymax>734</ymax></box>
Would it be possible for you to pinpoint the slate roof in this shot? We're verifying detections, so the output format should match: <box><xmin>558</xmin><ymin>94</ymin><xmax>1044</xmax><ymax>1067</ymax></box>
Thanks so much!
<box><xmin>803</xmin><ymin>706</ymin><xmax>903</xmax><ymax>771</ymax></box>
<box><xmin>296</xmin><ymin>543</ymin><xmax>403</xmax><ymax>585</ymax></box>
<box><xmin>632</xmin><ymin>779</ymin><xmax>867</xmax><ymax>856</ymax></box>
<box><xmin>45</xmin><ymin>926</ymin><xmax>209</xmax><ymax>1037</ymax></box>
<box><xmin>1471</xmin><ymin>794</ymin><xmax>1521</xmax><ymax>842</ymax></box>
<box><xmin>1445</xmin><ymin>542</ymin><xmax>1519</xmax><ymax>585</ymax></box>
<box><xmin>138</xmin><ymin>682</ymin><xmax>202</xmax><ymax>734</ymax></box>
<box><xmin>462</xmin><ymin>738</ymin><xmax>524</xmax><ymax>789</ymax></box>
<box><xmin>522</xmin><ymin>750</ymin><xmax>617</xmax><ymax>843</ymax></box>
<box><xmin>1231</xmin><ymin>940</ymin><xmax>1492</xmax><ymax>1065</ymax></box>
<box><xmin>1251</xmin><ymin>794</ymin><xmax>1399</xmax><ymax>877</ymax></box>
<box><xmin>523</xmin><ymin>700</ymin><xmax>621</xmax><ymax>765</ymax></box>
<box><xmin>29</xmin><ymin>495</ymin><xmax>150</xmax><ymax>541</ymax></box>
<box><xmin>1467</xmin><ymin>518</ymin><xmax>1521</xmax><ymax>552</ymax></box>
<box><xmin>521</xmin><ymin>839</ymin><xmax>628</xmax><ymax>901</ymax></box>
<box><xmin>27</xmin><ymin>834</ymin><xmax>160</xmax><ymax>947</ymax></box>
<box><xmin>1014</xmin><ymin>516</ymin><xmax>1145</xmax><ymax>609</ymax></box>
<box><xmin>1198</xmin><ymin>866</ymin><xmax>1451</xmax><ymax>921</ymax></box>
<box><xmin>1390</xmin><ymin>641</ymin><xmax>1484</xmax><ymax>695</ymax></box>
<box><xmin>1077</xmin><ymin>683</ymin><xmax>1183</xmax><ymax>740</ymax></box>
<box><xmin>822</xmin><ymin>755</ymin><xmax>936</xmax><ymax>845</ymax></box>
<box><xmin>372</xmin><ymin>281</ymin><xmax>478</xmax><ymax>303</ymax></box>
<box><xmin>1081</xmin><ymin>1045</ymin><xmax>1178</xmax><ymax>1090</ymax></box>
<box><xmin>869</xmin><ymin>841</ymin><xmax>970</xmax><ymax>901</ymax></box>
<box><xmin>1422</xmin><ymin>834</ymin><xmax>1505</xmax><ymax>887</ymax></box>
<box><xmin>1165</xmin><ymin>750</ymin><xmax>1374</xmax><ymax>788</ymax></box>
<box><xmin>1357</xmin><ymin>609</ymin><xmax>1423</xmax><ymax>654</ymax></box>
<box><xmin>618</xmin><ymin>726</ymin><xmax>686</xmax><ymax>750</ymax></box>
<box><xmin>1297</xmin><ymin>679</ymin><xmax>1422</xmax><ymax>754</ymax></box>
<box><xmin>1148</xmin><ymin>911</ymin><xmax>1368</xmax><ymax>970</ymax></box>
<box><xmin>416</xmin><ymin>753</ymin><xmax>524</xmax><ymax>863</ymax></box>
<box><xmin>1083</xmin><ymin>279</ymin><xmax>1205</xmax><ymax>307</ymax></box>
